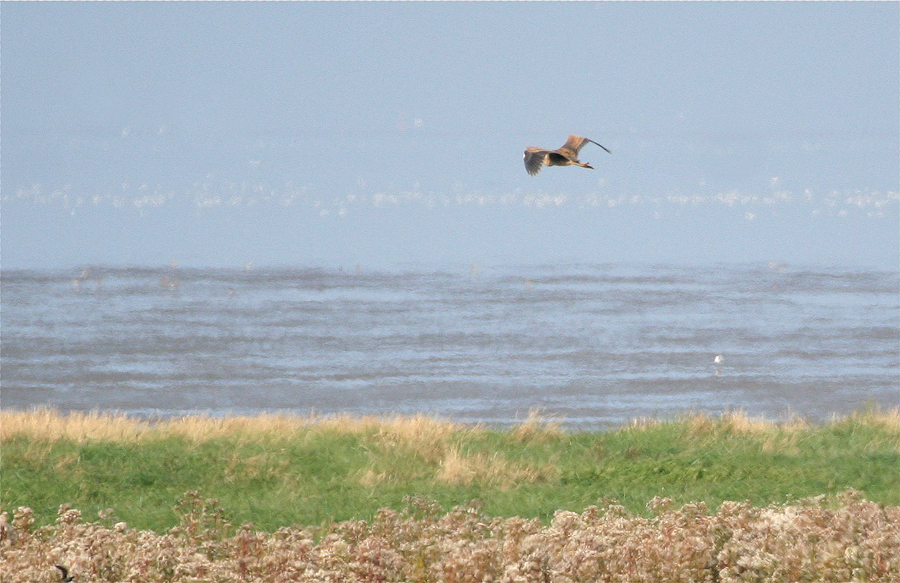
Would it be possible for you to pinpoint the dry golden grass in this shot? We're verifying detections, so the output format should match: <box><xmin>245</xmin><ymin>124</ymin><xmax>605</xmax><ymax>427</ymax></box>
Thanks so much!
<box><xmin>7</xmin><ymin>407</ymin><xmax>896</xmax><ymax>444</ymax></box>
<box><xmin>624</xmin><ymin>416</ymin><xmax>664</xmax><ymax>431</ymax></box>
<box><xmin>348</xmin><ymin>413</ymin><xmax>560</xmax><ymax>489</ymax></box>
<box><xmin>365</xmin><ymin>414</ymin><xmax>464</xmax><ymax>464</ymax></box>
<box><xmin>845</xmin><ymin>407</ymin><xmax>900</xmax><ymax>434</ymax></box>
<box><xmin>684</xmin><ymin>409</ymin><xmax>810</xmax><ymax>438</ymax></box>
<box><xmin>510</xmin><ymin>409</ymin><xmax>563</xmax><ymax>443</ymax></box>
<box><xmin>435</xmin><ymin>447</ymin><xmax>557</xmax><ymax>489</ymax></box>
<box><xmin>156</xmin><ymin>412</ymin><xmax>464</xmax><ymax>446</ymax></box>
<box><xmin>0</xmin><ymin>409</ymin><xmax>152</xmax><ymax>443</ymax></box>
<box><xmin>2</xmin><ymin>491</ymin><xmax>897</xmax><ymax>582</ymax></box>
<box><xmin>0</xmin><ymin>409</ymin><xmax>465</xmax><ymax>446</ymax></box>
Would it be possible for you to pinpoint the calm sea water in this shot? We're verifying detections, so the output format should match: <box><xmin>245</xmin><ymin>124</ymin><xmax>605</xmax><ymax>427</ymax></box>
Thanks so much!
<box><xmin>2</xmin><ymin>263</ymin><xmax>897</xmax><ymax>428</ymax></box>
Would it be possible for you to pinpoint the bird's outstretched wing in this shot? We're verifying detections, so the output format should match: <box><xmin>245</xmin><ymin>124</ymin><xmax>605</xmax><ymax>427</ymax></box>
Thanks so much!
<box><xmin>523</xmin><ymin>148</ymin><xmax>549</xmax><ymax>176</ymax></box>
<box><xmin>561</xmin><ymin>135</ymin><xmax>612</xmax><ymax>156</ymax></box>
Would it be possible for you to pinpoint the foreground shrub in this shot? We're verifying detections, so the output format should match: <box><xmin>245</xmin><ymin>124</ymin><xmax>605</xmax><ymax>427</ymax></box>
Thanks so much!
<box><xmin>1</xmin><ymin>490</ymin><xmax>897</xmax><ymax>582</ymax></box>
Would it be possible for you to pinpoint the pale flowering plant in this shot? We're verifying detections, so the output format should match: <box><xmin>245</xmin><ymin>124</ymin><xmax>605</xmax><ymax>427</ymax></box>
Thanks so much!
<box><xmin>1</xmin><ymin>490</ymin><xmax>898</xmax><ymax>582</ymax></box>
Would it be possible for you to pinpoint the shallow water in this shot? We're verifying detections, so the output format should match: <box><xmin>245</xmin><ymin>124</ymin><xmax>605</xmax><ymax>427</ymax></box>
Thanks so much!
<box><xmin>2</xmin><ymin>262</ymin><xmax>897</xmax><ymax>428</ymax></box>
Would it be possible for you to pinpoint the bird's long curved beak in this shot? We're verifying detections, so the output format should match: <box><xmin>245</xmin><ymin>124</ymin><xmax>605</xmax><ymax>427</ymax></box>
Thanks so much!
<box><xmin>587</xmin><ymin>139</ymin><xmax>612</xmax><ymax>154</ymax></box>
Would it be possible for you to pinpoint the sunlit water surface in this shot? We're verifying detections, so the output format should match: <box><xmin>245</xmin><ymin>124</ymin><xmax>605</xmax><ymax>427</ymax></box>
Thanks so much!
<box><xmin>3</xmin><ymin>263</ymin><xmax>897</xmax><ymax>428</ymax></box>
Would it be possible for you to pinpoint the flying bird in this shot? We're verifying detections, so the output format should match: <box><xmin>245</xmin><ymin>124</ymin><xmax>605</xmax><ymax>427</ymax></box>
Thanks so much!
<box><xmin>524</xmin><ymin>134</ymin><xmax>611</xmax><ymax>176</ymax></box>
<box><xmin>56</xmin><ymin>566</ymin><xmax>74</xmax><ymax>582</ymax></box>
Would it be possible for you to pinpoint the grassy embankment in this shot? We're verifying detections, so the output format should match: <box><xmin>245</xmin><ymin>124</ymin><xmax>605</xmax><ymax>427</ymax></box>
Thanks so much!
<box><xmin>2</xmin><ymin>408</ymin><xmax>898</xmax><ymax>533</ymax></box>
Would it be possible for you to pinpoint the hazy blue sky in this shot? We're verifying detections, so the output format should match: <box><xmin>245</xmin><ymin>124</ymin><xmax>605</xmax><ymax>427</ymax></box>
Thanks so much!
<box><xmin>3</xmin><ymin>2</ymin><xmax>898</xmax><ymax>269</ymax></box>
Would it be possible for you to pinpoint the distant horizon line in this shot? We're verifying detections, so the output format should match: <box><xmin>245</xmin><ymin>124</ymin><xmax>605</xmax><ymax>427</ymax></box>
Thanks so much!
<box><xmin>3</xmin><ymin>259</ymin><xmax>896</xmax><ymax>273</ymax></box>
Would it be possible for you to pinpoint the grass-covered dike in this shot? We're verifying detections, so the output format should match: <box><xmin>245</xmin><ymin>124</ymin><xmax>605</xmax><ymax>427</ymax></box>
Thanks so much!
<box><xmin>2</xmin><ymin>408</ymin><xmax>899</xmax><ymax>581</ymax></box>
<box><xmin>3</xmin><ymin>408</ymin><xmax>899</xmax><ymax>531</ymax></box>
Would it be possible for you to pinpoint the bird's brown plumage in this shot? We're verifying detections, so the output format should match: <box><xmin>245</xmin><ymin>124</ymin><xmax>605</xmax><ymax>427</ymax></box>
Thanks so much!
<box><xmin>524</xmin><ymin>134</ymin><xmax>611</xmax><ymax>176</ymax></box>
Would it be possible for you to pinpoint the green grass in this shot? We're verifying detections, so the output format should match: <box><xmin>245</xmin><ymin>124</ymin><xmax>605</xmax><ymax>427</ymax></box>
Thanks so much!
<box><xmin>2</xmin><ymin>410</ymin><xmax>898</xmax><ymax>533</ymax></box>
